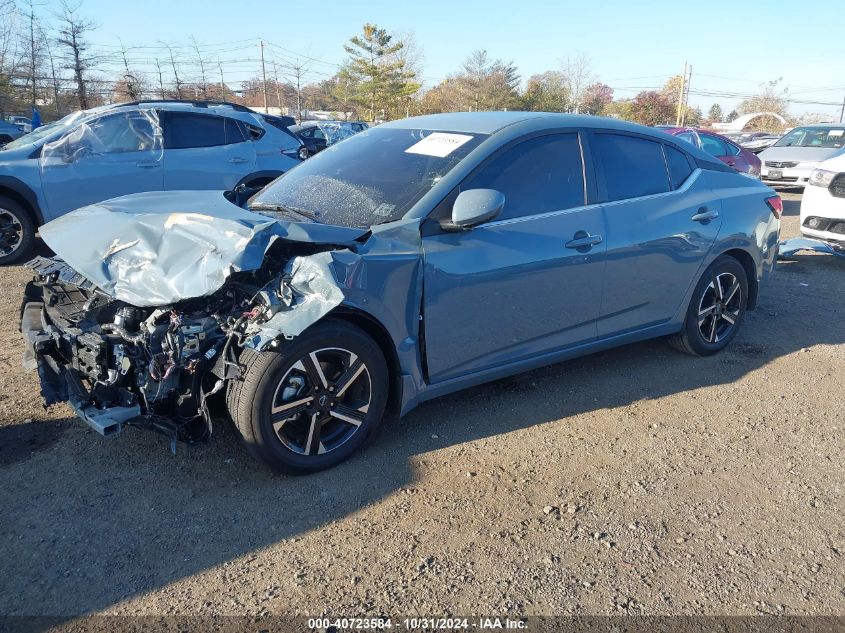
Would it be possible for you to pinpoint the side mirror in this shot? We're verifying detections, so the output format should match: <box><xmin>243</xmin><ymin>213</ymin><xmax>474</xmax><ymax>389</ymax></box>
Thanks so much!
<box><xmin>443</xmin><ymin>189</ymin><xmax>505</xmax><ymax>231</ymax></box>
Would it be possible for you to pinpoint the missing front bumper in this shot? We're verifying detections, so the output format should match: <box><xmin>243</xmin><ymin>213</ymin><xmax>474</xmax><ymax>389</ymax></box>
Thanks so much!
<box><xmin>20</xmin><ymin>300</ymin><xmax>140</xmax><ymax>437</ymax></box>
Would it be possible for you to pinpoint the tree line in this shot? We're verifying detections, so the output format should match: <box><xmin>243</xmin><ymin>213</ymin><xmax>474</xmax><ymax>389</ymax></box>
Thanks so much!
<box><xmin>0</xmin><ymin>3</ymin><xmax>795</xmax><ymax>130</ymax></box>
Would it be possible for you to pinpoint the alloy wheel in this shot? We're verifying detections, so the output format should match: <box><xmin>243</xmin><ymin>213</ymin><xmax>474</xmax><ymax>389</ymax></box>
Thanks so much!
<box><xmin>0</xmin><ymin>208</ymin><xmax>23</xmax><ymax>257</ymax></box>
<box><xmin>697</xmin><ymin>272</ymin><xmax>742</xmax><ymax>344</ymax></box>
<box><xmin>270</xmin><ymin>347</ymin><xmax>372</xmax><ymax>455</ymax></box>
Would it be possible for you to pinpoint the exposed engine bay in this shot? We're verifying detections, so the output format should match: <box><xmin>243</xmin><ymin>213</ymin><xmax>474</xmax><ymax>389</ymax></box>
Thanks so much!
<box><xmin>21</xmin><ymin>245</ymin><xmax>342</xmax><ymax>449</ymax></box>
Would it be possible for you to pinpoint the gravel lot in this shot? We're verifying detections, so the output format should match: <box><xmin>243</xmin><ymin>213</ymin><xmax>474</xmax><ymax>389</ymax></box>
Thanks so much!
<box><xmin>0</xmin><ymin>192</ymin><xmax>843</xmax><ymax>618</ymax></box>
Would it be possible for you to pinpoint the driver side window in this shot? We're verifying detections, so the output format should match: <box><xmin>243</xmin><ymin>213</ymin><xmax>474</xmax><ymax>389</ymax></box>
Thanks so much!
<box><xmin>460</xmin><ymin>133</ymin><xmax>585</xmax><ymax>221</ymax></box>
<box><xmin>80</xmin><ymin>111</ymin><xmax>159</xmax><ymax>154</ymax></box>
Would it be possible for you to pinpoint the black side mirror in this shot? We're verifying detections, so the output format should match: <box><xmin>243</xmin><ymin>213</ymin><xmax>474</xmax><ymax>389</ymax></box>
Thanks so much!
<box><xmin>442</xmin><ymin>189</ymin><xmax>505</xmax><ymax>231</ymax></box>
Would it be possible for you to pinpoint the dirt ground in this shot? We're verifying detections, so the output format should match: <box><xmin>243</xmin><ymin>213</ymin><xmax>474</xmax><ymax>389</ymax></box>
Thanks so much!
<box><xmin>0</xmin><ymin>192</ymin><xmax>843</xmax><ymax>618</ymax></box>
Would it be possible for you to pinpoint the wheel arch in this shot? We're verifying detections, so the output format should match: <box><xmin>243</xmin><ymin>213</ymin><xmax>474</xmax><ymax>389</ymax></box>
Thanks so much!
<box><xmin>0</xmin><ymin>177</ymin><xmax>44</xmax><ymax>225</ymax></box>
<box><xmin>236</xmin><ymin>170</ymin><xmax>283</xmax><ymax>189</ymax></box>
<box><xmin>719</xmin><ymin>248</ymin><xmax>758</xmax><ymax>310</ymax></box>
<box><xmin>326</xmin><ymin>306</ymin><xmax>403</xmax><ymax>421</ymax></box>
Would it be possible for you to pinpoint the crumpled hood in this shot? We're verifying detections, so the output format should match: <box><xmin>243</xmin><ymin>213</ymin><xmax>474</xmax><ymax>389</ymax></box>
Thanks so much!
<box><xmin>759</xmin><ymin>146</ymin><xmax>840</xmax><ymax>164</ymax></box>
<box><xmin>38</xmin><ymin>190</ymin><xmax>369</xmax><ymax>307</ymax></box>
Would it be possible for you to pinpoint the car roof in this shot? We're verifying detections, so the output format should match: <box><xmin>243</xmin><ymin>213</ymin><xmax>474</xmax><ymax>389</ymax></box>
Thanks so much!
<box><xmin>790</xmin><ymin>123</ymin><xmax>845</xmax><ymax>128</ymax></box>
<box><xmin>381</xmin><ymin>111</ymin><xmax>664</xmax><ymax>136</ymax></box>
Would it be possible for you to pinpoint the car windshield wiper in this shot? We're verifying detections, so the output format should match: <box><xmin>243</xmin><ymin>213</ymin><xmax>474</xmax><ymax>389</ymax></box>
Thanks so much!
<box><xmin>249</xmin><ymin>202</ymin><xmax>320</xmax><ymax>223</ymax></box>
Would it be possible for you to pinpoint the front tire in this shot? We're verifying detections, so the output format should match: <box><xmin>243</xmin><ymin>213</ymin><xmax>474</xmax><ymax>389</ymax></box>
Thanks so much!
<box><xmin>670</xmin><ymin>255</ymin><xmax>748</xmax><ymax>356</ymax></box>
<box><xmin>0</xmin><ymin>196</ymin><xmax>36</xmax><ymax>265</ymax></box>
<box><xmin>228</xmin><ymin>320</ymin><xmax>388</xmax><ymax>474</ymax></box>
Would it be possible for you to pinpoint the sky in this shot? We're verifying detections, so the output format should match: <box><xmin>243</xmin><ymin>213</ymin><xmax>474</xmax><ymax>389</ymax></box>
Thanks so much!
<box><xmin>65</xmin><ymin>0</ymin><xmax>845</xmax><ymax>120</ymax></box>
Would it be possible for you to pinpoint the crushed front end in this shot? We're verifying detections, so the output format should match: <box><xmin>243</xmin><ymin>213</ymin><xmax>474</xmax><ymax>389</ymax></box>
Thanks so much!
<box><xmin>20</xmin><ymin>251</ymin><xmax>342</xmax><ymax>449</ymax></box>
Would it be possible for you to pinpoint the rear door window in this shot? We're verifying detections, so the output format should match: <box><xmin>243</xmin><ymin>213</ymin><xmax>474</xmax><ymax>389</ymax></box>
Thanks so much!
<box><xmin>462</xmin><ymin>133</ymin><xmax>585</xmax><ymax>221</ymax></box>
<box><xmin>164</xmin><ymin>112</ymin><xmax>226</xmax><ymax>149</ymax></box>
<box><xmin>224</xmin><ymin>117</ymin><xmax>246</xmax><ymax>144</ymax></box>
<box><xmin>593</xmin><ymin>133</ymin><xmax>670</xmax><ymax>201</ymax></box>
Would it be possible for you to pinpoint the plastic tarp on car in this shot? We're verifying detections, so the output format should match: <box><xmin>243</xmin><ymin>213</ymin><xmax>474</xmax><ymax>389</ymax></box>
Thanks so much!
<box><xmin>40</xmin><ymin>109</ymin><xmax>162</xmax><ymax>167</ymax></box>
<box><xmin>37</xmin><ymin>190</ymin><xmax>369</xmax><ymax>307</ymax></box>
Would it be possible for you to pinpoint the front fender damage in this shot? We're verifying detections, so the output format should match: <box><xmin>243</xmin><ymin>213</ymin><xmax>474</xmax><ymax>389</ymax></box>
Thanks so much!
<box><xmin>23</xmin><ymin>192</ymin><xmax>423</xmax><ymax>449</ymax></box>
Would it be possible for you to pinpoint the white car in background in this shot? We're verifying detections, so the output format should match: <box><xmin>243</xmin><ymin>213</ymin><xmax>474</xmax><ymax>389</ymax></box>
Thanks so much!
<box><xmin>800</xmin><ymin>149</ymin><xmax>845</xmax><ymax>244</ymax></box>
<box><xmin>759</xmin><ymin>124</ymin><xmax>845</xmax><ymax>188</ymax></box>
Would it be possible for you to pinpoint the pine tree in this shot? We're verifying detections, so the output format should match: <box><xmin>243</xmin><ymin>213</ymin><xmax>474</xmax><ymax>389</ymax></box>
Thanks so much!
<box><xmin>343</xmin><ymin>24</ymin><xmax>418</xmax><ymax>121</ymax></box>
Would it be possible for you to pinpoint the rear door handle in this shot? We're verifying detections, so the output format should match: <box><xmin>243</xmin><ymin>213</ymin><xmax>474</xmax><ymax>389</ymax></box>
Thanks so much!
<box><xmin>691</xmin><ymin>208</ymin><xmax>719</xmax><ymax>223</ymax></box>
<box><xmin>229</xmin><ymin>157</ymin><xmax>248</xmax><ymax>164</ymax></box>
<box><xmin>565</xmin><ymin>232</ymin><xmax>603</xmax><ymax>249</ymax></box>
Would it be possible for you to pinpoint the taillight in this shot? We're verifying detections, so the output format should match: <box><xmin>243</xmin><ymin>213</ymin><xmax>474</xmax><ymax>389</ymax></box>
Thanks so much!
<box><xmin>765</xmin><ymin>195</ymin><xmax>783</xmax><ymax>218</ymax></box>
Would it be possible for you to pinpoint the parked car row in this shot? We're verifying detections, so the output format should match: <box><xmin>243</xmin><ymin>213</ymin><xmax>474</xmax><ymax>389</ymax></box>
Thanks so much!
<box><xmin>758</xmin><ymin>124</ymin><xmax>845</xmax><ymax>188</ymax></box>
<box><xmin>289</xmin><ymin>120</ymin><xmax>369</xmax><ymax>155</ymax></box>
<box><xmin>656</xmin><ymin>126</ymin><xmax>762</xmax><ymax>178</ymax></box>
<box><xmin>0</xmin><ymin>119</ymin><xmax>24</xmax><ymax>145</ymax></box>
<box><xmin>17</xmin><ymin>110</ymin><xmax>781</xmax><ymax>473</ymax></box>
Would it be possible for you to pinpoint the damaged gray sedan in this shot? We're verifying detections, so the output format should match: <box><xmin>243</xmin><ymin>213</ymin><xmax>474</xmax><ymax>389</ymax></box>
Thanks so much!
<box><xmin>20</xmin><ymin>112</ymin><xmax>782</xmax><ymax>473</ymax></box>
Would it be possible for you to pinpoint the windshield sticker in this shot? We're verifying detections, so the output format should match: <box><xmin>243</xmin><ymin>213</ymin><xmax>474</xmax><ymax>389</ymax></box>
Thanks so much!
<box><xmin>405</xmin><ymin>133</ymin><xmax>474</xmax><ymax>158</ymax></box>
<box><xmin>828</xmin><ymin>130</ymin><xmax>844</xmax><ymax>137</ymax></box>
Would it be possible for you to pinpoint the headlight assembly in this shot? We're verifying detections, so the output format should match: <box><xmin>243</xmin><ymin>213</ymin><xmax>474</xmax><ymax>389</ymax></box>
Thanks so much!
<box><xmin>809</xmin><ymin>168</ymin><xmax>837</xmax><ymax>187</ymax></box>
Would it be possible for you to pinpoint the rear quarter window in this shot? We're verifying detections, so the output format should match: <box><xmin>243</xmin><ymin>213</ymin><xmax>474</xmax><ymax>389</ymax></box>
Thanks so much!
<box><xmin>593</xmin><ymin>133</ymin><xmax>670</xmax><ymax>201</ymax></box>
<box><xmin>663</xmin><ymin>145</ymin><xmax>694</xmax><ymax>189</ymax></box>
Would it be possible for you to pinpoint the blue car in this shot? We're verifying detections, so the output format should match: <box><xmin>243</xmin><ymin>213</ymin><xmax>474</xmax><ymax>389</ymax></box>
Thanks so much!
<box><xmin>21</xmin><ymin>112</ymin><xmax>781</xmax><ymax>473</ymax></box>
<box><xmin>0</xmin><ymin>119</ymin><xmax>23</xmax><ymax>145</ymax></box>
<box><xmin>0</xmin><ymin>100</ymin><xmax>304</xmax><ymax>264</ymax></box>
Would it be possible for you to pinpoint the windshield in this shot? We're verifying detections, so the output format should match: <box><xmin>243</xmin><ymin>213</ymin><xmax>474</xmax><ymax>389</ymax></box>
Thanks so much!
<box><xmin>0</xmin><ymin>112</ymin><xmax>80</xmax><ymax>150</ymax></box>
<box><xmin>250</xmin><ymin>127</ymin><xmax>487</xmax><ymax>227</ymax></box>
<box><xmin>774</xmin><ymin>127</ymin><xmax>845</xmax><ymax>149</ymax></box>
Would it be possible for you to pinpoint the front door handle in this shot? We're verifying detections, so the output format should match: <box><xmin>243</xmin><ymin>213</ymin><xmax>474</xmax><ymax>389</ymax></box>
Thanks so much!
<box><xmin>691</xmin><ymin>208</ymin><xmax>719</xmax><ymax>223</ymax></box>
<box><xmin>565</xmin><ymin>231</ymin><xmax>603</xmax><ymax>250</ymax></box>
<box><xmin>229</xmin><ymin>157</ymin><xmax>248</xmax><ymax>164</ymax></box>
<box><xmin>136</xmin><ymin>161</ymin><xmax>159</xmax><ymax>168</ymax></box>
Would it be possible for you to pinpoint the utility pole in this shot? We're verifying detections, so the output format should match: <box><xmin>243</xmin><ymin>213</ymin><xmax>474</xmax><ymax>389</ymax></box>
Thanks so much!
<box><xmin>681</xmin><ymin>65</ymin><xmax>692</xmax><ymax>127</ymax></box>
<box><xmin>218</xmin><ymin>61</ymin><xmax>225</xmax><ymax>100</ymax></box>
<box><xmin>840</xmin><ymin>94</ymin><xmax>845</xmax><ymax>123</ymax></box>
<box><xmin>675</xmin><ymin>61</ymin><xmax>687</xmax><ymax>126</ymax></box>
<box><xmin>259</xmin><ymin>40</ymin><xmax>268</xmax><ymax>113</ymax></box>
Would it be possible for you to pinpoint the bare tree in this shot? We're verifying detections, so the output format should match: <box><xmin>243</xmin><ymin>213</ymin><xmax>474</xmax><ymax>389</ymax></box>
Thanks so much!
<box><xmin>160</xmin><ymin>41</ymin><xmax>182</xmax><ymax>99</ymax></box>
<box><xmin>154</xmin><ymin>58</ymin><xmax>165</xmax><ymax>98</ymax></box>
<box><xmin>116</xmin><ymin>38</ymin><xmax>138</xmax><ymax>100</ymax></box>
<box><xmin>561</xmin><ymin>53</ymin><xmax>594</xmax><ymax>113</ymax></box>
<box><xmin>55</xmin><ymin>0</ymin><xmax>97</xmax><ymax>110</ymax></box>
<box><xmin>40</xmin><ymin>26</ymin><xmax>63</xmax><ymax>115</ymax></box>
<box><xmin>20</xmin><ymin>0</ymin><xmax>44</xmax><ymax>109</ymax></box>
<box><xmin>191</xmin><ymin>36</ymin><xmax>208</xmax><ymax>98</ymax></box>
<box><xmin>0</xmin><ymin>0</ymin><xmax>21</xmax><ymax>116</ymax></box>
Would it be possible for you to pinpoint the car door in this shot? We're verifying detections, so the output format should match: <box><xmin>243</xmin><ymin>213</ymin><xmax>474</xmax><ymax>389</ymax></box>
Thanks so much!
<box><xmin>40</xmin><ymin>109</ymin><xmax>163</xmax><ymax>217</ymax></box>
<box><xmin>421</xmin><ymin>131</ymin><xmax>607</xmax><ymax>383</ymax></box>
<box><xmin>160</xmin><ymin>112</ymin><xmax>257</xmax><ymax>190</ymax></box>
<box><xmin>590</xmin><ymin>132</ymin><xmax>722</xmax><ymax>337</ymax></box>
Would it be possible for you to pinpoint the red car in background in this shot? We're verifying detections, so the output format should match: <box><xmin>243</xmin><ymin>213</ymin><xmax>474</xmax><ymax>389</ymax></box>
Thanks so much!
<box><xmin>657</xmin><ymin>127</ymin><xmax>761</xmax><ymax>178</ymax></box>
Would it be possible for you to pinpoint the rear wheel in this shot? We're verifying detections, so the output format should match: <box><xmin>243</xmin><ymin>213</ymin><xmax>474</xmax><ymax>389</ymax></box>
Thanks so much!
<box><xmin>670</xmin><ymin>255</ymin><xmax>748</xmax><ymax>356</ymax></box>
<box><xmin>0</xmin><ymin>196</ymin><xmax>36</xmax><ymax>265</ymax></box>
<box><xmin>227</xmin><ymin>321</ymin><xmax>388</xmax><ymax>474</ymax></box>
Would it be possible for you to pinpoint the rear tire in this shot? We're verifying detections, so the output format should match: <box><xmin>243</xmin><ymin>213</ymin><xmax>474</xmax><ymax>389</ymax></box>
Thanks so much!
<box><xmin>669</xmin><ymin>255</ymin><xmax>748</xmax><ymax>356</ymax></box>
<box><xmin>227</xmin><ymin>320</ymin><xmax>388</xmax><ymax>474</ymax></box>
<box><xmin>0</xmin><ymin>196</ymin><xmax>36</xmax><ymax>266</ymax></box>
